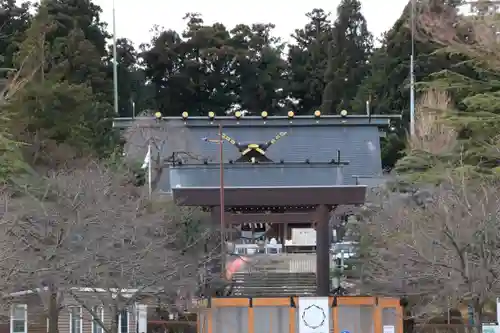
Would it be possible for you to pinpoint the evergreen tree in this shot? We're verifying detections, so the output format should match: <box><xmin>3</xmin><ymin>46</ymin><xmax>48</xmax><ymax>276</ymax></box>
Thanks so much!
<box><xmin>108</xmin><ymin>38</ymin><xmax>155</xmax><ymax>117</ymax></box>
<box><xmin>321</xmin><ymin>0</ymin><xmax>372</xmax><ymax>114</ymax></box>
<box><xmin>8</xmin><ymin>0</ymin><xmax>118</xmax><ymax>166</ymax></box>
<box><xmin>351</xmin><ymin>1</ymin><xmax>469</xmax><ymax>170</ymax></box>
<box><xmin>230</xmin><ymin>23</ymin><xmax>288</xmax><ymax>115</ymax></box>
<box><xmin>286</xmin><ymin>9</ymin><xmax>333</xmax><ymax>114</ymax></box>
<box><xmin>142</xmin><ymin>14</ymin><xmax>287</xmax><ymax>116</ymax></box>
<box><xmin>0</xmin><ymin>0</ymin><xmax>32</xmax><ymax>71</ymax></box>
<box><xmin>43</xmin><ymin>0</ymin><xmax>112</xmax><ymax>102</ymax></box>
<box><xmin>394</xmin><ymin>0</ymin><xmax>500</xmax><ymax>180</ymax></box>
<box><xmin>141</xmin><ymin>27</ymin><xmax>189</xmax><ymax>116</ymax></box>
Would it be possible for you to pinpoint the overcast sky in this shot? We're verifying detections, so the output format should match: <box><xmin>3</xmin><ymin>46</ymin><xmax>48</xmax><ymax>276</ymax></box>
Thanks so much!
<box><xmin>92</xmin><ymin>0</ymin><xmax>408</xmax><ymax>46</ymax></box>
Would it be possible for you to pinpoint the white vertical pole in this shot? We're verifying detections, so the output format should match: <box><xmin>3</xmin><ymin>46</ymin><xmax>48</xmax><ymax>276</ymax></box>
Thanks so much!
<box><xmin>147</xmin><ymin>141</ymin><xmax>152</xmax><ymax>199</ymax></box>
<box><xmin>112</xmin><ymin>0</ymin><xmax>119</xmax><ymax>115</ymax></box>
<box><xmin>496</xmin><ymin>297</ymin><xmax>500</xmax><ymax>324</ymax></box>
<box><xmin>410</xmin><ymin>0</ymin><xmax>416</xmax><ymax>137</ymax></box>
<box><xmin>410</xmin><ymin>54</ymin><xmax>415</xmax><ymax>137</ymax></box>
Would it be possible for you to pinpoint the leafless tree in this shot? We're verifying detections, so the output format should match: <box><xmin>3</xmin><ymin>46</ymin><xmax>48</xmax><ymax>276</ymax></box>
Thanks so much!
<box><xmin>361</xmin><ymin>175</ymin><xmax>500</xmax><ymax>323</ymax></box>
<box><xmin>121</xmin><ymin>117</ymin><xmax>205</xmax><ymax>192</ymax></box>
<box><xmin>0</xmin><ymin>180</ymin><xmax>75</xmax><ymax>332</ymax></box>
<box><xmin>409</xmin><ymin>89</ymin><xmax>457</xmax><ymax>155</ymax></box>
<box><xmin>1</xmin><ymin>163</ymin><xmax>219</xmax><ymax>333</ymax></box>
<box><xmin>0</xmin><ymin>186</ymin><xmax>29</xmax><ymax>298</ymax></box>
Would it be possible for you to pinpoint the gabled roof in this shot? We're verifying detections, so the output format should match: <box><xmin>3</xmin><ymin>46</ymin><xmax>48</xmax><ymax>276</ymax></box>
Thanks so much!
<box><xmin>113</xmin><ymin>115</ymin><xmax>400</xmax><ymax>129</ymax></box>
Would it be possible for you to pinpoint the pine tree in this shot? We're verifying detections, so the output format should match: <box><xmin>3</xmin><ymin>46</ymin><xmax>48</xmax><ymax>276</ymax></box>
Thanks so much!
<box><xmin>321</xmin><ymin>0</ymin><xmax>372</xmax><ymax>114</ymax></box>
<box><xmin>394</xmin><ymin>0</ymin><xmax>500</xmax><ymax>180</ymax></box>
<box><xmin>8</xmin><ymin>0</ymin><xmax>118</xmax><ymax>165</ymax></box>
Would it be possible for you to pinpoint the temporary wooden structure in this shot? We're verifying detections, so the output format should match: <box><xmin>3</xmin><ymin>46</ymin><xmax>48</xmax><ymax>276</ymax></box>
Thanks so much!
<box><xmin>197</xmin><ymin>296</ymin><xmax>403</xmax><ymax>333</ymax></box>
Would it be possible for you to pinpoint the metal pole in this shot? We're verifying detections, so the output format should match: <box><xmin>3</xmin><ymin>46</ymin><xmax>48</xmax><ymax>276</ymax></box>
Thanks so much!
<box><xmin>147</xmin><ymin>139</ymin><xmax>152</xmax><ymax>199</ymax></box>
<box><xmin>219</xmin><ymin>124</ymin><xmax>225</xmax><ymax>273</ymax></box>
<box><xmin>112</xmin><ymin>0</ymin><xmax>119</xmax><ymax>115</ymax></box>
<box><xmin>410</xmin><ymin>0</ymin><xmax>416</xmax><ymax>137</ymax></box>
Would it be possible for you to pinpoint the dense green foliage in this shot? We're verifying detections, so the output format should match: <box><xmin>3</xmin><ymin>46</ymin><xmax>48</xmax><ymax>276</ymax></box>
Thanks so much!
<box><xmin>2</xmin><ymin>1</ymin><xmax>500</xmax><ymax>317</ymax></box>
<box><xmin>1</xmin><ymin>0</ymin><xmax>498</xmax><ymax>181</ymax></box>
<box><xmin>391</xmin><ymin>1</ymin><xmax>500</xmax><ymax>182</ymax></box>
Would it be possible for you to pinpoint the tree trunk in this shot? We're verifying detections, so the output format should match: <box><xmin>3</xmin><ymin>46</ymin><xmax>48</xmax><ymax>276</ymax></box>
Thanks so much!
<box><xmin>48</xmin><ymin>290</ymin><xmax>59</xmax><ymax>333</ymax></box>
<box><xmin>111</xmin><ymin>309</ymin><xmax>119</xmax><ymax>333</ymax></box>
<box><xmin>473</xmin><ymin>300</ymin><xmax>482</xmax><ymax>333</ymax></box>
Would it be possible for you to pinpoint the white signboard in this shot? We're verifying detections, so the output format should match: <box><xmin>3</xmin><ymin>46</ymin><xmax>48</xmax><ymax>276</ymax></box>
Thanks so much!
<box><xmin>292</xmin><ymin>228</ymin><xmax>316</xmax><ymax>246</ymax></box>
<box><xmin>298</xmin><ymin>297</ymin><xmax>330</xmax><ymax>333</ymax></box>
<box><xmin>482</xmin><ymin>324</ymin><xmax>500</xmax><ymax>333</ymax></box>
<box><xmin>383</xmin><ymin>325</ymin><xmax>395</xmax><ymax>333</ymax></box>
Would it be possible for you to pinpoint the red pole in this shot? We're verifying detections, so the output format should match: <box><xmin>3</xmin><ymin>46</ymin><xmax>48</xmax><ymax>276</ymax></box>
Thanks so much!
<box><xmin>219</xmin><ymin>123</ymin><xmax>225</xmax><ymax>275</ymax></box>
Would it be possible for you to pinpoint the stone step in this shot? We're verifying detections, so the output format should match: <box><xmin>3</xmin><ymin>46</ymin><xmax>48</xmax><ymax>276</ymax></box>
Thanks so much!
<box><xmin>234</xmin><ymin>281</ymin><xmax>316</xmax><ymax>286</ymax></box>
<box><xmin>232</xmin><ymin>275</ymin><xmax>316</xmax><ymax>283</ymax></box>
<box><xmin>233</xmin><ymin>280</ymin><xmax>316</xmax><ymax>285</ymax></box>
<box><xmin>231</xmin><ymin>272</ymin><xmax>317</xmax><ymax>296</ymax></box>
<box><xmin>232</xmin><ymin>272</ymin><xmax>316</xmax><ymax>277</ymax></box>
<box><xmin>233</xmin><ymin>282</ymin><xmax>316</xmax><ymax>286</ymax></box>
<box><xmin>234</xmin><ymin>286</ymin><xmax>316</xmax><ymax>291</ymax></box>
<box><xmin>233</xmin><ymin>286</ymin><xmax>316</xmax><ymax>295</ymax></box>
<box><xmin>233</xmin><ymin>290</ymin><xmax>316</xmax><ymax>294</ymax></box>
<box><xmin>233</xmin><ymin>276</ymin><xmax>316</xmax><ymax>281</ymax></box>
<box><xmin>232</xmin><ymin>289</ymin><xmax>316</xmax><ymax>296</ymax></box>
<box><xmin>233</xmin><ymin>279</ymin><xmax>316</xmax><ymax>284</ymax></box>
<box><xmin>232</xmin><ymin>279</ymin><xmax>315</xmax><ymax>284</ymax></box>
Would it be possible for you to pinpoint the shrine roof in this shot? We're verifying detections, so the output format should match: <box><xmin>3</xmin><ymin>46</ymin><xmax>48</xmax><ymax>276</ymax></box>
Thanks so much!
<box><xmin>172</xmin><ymin>185</ymin><xmax>366</xmax><ymax>207</ymax></box>
<box><xmin>113</xmin><ymin>115</ymin><xmax>400</xmax><ymax>129</ymax></box>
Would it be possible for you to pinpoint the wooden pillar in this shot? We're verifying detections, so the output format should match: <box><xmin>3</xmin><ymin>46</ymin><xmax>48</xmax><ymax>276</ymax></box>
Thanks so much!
<box><xmin>373</xmin><ymin>299</ymin><xmax>382</xmax><ymax>333</ymax></box>
<box><xmin>284</xmin><ymin>222</ymin><xmax>288</xmax><ymax>253</ymax></box>
<box><xmin>315</xmin><ymin>204</ymin><xmax>331</xmax><ymax>296</ymax></box>
<box><xmin>279</xmin><ymin>224</ymin><xmax>284</xmax><ymax>245</ymax></box>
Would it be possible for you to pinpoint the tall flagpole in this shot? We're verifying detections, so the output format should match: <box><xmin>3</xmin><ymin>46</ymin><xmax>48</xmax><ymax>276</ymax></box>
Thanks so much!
<box><xmin>410</xmin><ymin>0</ymin><xmax>416</xmax><ymax>137</ymax></box>
<box><xmin>147</xmin><ymin>141</ymin><xmax>152</xmax><ymax>199</ymax></box>
<box><xmin>140</xmin><ymin>140</ymin><xmax>152</xmax><ymax>199</ymax></box>
<box><xmin>112</xmin><ymin>0</ymin><xmax>119</xmax><ymax>115</ymax></box>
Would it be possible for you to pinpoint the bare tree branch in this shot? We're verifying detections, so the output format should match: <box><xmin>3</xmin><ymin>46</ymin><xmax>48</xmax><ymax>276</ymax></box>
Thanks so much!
<box><xmin>361</xmin><ymin>175</ymin><xmax>500</xmax><ymax>321</ymax></box>
<box><xmin>417</xmin><ymin>1</ymin><xmax>500</xmax><ymax>71</ymax></box>
<box><xmin>1</xmin><ymin>163</ymin><xmax>219</xmax><ymax>333</ymax></box>
<box><xmin>409</xmin><ymin>89</ymin><xmax>457</xmax><ymax>154</ymax></box>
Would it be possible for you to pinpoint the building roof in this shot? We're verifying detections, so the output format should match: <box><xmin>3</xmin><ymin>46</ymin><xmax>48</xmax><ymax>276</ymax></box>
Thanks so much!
<box><xmin>113</xmin><ymin>115</ymin><xmax>400</xmax><ymax>129</ymax></box>
<box><xmin>172</xmin><ymin>185</ymin><xmax>367</xmax><ymax>207</ymax></box>
<box><xmin>9</xmin><ymin>287</ymin><xmax>160</xmax><ymax>298</ymax></box>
